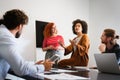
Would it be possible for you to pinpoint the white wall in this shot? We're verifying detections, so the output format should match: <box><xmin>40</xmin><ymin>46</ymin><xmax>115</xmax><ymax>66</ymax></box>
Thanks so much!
<box><xmin>1</xmin><ymin>0</ymin><xmax>119</xmax><ymax>67</ymax></box>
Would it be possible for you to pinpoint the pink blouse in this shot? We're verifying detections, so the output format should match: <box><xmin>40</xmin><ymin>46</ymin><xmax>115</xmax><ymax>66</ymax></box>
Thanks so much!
<box><xmin>42</xmin><ymin>35</ymin><xmax>64</xmax><ymax>49</ymax></box>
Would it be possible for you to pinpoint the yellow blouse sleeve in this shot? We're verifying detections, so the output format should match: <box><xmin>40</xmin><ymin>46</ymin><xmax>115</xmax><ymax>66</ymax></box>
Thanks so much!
<box><xmin>64</xmin><ymin>44</ymin><xmax>73</xmax><ymax>55</ymax></box>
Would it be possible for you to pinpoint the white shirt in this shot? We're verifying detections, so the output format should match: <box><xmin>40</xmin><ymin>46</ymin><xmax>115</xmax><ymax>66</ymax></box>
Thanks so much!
<box><xmin>73</xmin><ymin>36</ymin><xmax>82</xmax><ymax>52</ymax></box>
<box><xmin>0</xmin><ymin>24</ymin><xmax>44</xmax><ymax>80</ymax></box>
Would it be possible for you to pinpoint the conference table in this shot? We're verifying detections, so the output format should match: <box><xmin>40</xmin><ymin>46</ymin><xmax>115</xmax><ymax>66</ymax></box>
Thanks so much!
<box><xmin>8</xmin><ymin>67</ymin><xmax>120</xmax><ymax>80</ymax></box>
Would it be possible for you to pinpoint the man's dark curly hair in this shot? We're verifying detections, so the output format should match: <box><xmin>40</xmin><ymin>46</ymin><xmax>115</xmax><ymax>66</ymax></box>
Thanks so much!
<box><xmin>72</xmin><ymin>19</ymin><xmax>88</xmax><ymax>35</ymax></box>
<box><xmin>0</xmin><ymin>9</ymin><xmax>28</xmax><ymax>30</ymax></box>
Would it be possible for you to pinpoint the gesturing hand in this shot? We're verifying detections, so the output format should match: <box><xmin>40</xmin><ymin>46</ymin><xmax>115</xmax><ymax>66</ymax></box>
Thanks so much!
<box><xmin>69</xmin><ymin>39</ymin><xmax>76</xmax><ymax>46</ymax></box>
<box><xmin>98</xmin><ymin>43</ymin><xmax>106</xmax><ymax>53</ymax></box>
<box><xmin>58</xmin><ymin>40</ymin><xmax>65</xmax><ymax>48</ymax></box>
<box><xmin>43</xmin><ymin>59</ymin><xmax>54</xmax><ymax>71</ymax></box>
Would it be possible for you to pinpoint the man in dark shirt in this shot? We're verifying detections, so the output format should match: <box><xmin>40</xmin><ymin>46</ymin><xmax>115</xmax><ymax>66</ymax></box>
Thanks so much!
<box><xmin>99</xmin><ymin>28</ymin><xmax>120</xmax><ymax>65</ymax></box>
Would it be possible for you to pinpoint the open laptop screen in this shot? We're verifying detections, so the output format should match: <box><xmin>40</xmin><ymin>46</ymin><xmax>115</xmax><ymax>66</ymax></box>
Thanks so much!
<box><xmin>94</xmin><ymin>53</ymin><xmax>120</xmax><ymax>74</ymax></box>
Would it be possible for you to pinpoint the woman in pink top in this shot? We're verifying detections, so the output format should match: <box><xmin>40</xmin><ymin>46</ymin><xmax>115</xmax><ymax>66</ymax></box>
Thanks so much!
<box><xmin>42</xmin><ymin>22</ymin><xmax>64</xmax><ymax>66</ymax></box>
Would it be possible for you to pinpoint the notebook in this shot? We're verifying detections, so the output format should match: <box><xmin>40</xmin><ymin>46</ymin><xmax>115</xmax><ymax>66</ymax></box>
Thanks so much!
<box><xmin>94</xmin><ymin>53</ymin><xmax>120</xmax><ymax>74</ymax></box>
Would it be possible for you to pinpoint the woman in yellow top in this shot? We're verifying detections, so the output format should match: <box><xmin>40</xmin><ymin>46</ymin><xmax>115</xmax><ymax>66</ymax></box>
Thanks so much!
<box><xmin>58</xmin><ymin>19</ymin><xmax>90</xmax><ymax>68</ymax></box>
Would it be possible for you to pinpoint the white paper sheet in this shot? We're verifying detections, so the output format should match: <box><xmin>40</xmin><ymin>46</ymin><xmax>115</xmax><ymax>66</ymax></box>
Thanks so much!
<box><xmin>73</xmin><ymin>66</ymin><xmax>90</xmax><ymax>71</ymax></box>
<box><xmin>50</xmin><ymin>68</ymin><xmax>77</xmax><ymax>72</ymax></box>
<box><xmin>37</xmin><ymin>73</ymin><xmax>90</xmax><ymax>80</ymax></box>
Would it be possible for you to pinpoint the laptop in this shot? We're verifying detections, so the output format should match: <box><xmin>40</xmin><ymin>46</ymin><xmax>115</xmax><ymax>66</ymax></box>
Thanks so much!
<box><xmin>94</xmin><ymin>53</ymin><xmax>120</xmax><ymax>74</ymax></box>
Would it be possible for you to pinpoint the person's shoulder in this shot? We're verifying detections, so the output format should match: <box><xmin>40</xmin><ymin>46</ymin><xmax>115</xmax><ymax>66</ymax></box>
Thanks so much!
<box><xmin>82</xmin><ymin>34</ymin><xmax>90</xmax><ymax>41</ymax></box>
<box><xmin>57</xmin><ymin>35</ymin><xmax>63</xmax><ymax>38</ymax></box>
<box><xmin>115</xmin><ymin>43</ymin><xmax>120</xmax><ymax>48</ymax></box>
<box><xmin>82</xmin><ymin>34</ymin><xmax>89</xmax><ymax>38</ymax></box>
